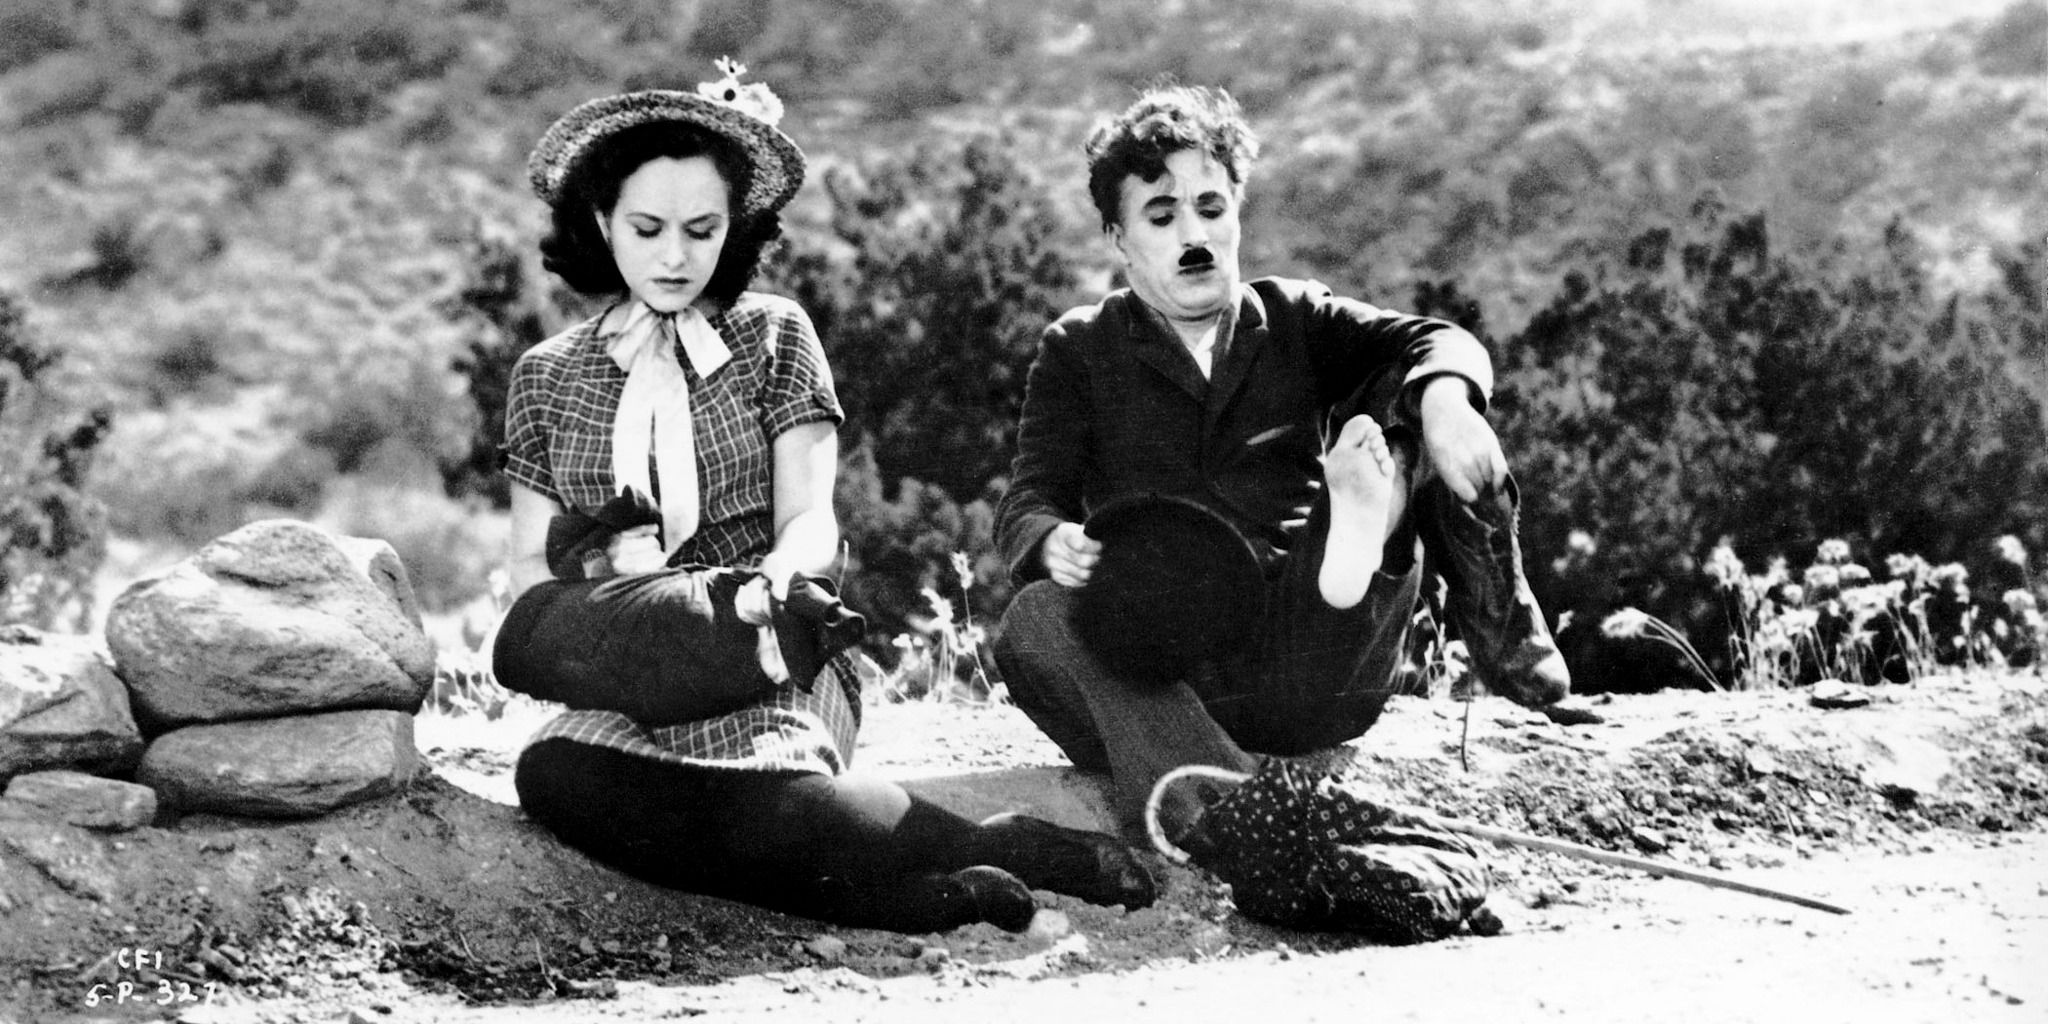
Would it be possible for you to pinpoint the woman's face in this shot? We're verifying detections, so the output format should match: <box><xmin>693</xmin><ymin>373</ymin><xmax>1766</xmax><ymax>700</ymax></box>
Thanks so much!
<box><xmin>602</xmin><ymin>155</ymin><xmax>732</xmax><ymax>313</ymax></box>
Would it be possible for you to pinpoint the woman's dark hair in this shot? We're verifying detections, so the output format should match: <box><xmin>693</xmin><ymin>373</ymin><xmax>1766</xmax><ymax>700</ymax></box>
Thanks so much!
<box><xmin>539</xmin><ymin>121</ymin><xmax>783</xmax><ymax>305</ymax></box>
<box><xmin>1084</xmin><ymin>85</ymin><xmax>1260</xmax><ymax>231</ymax></box>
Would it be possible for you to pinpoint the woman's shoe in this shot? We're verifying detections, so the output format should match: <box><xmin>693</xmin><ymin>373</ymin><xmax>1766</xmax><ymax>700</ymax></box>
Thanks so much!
<box><xmin>971</xmin><ymin>813</ymin><xmax>1158</xmax><ymax>910</ymax></box>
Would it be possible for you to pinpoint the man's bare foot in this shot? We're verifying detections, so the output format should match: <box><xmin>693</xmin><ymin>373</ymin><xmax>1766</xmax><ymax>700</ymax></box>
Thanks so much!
<box><xmin>1319</xmin><ymin>415</ymin><xmax>1396</xmax><ymax>609</ymax></box>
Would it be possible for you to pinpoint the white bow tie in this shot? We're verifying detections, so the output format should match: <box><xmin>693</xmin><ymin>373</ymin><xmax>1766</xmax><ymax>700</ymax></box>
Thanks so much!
<box><xmin>601</xmin><ymin>303</ymin><xmax>733</xmax><ymax>554</ymax></box>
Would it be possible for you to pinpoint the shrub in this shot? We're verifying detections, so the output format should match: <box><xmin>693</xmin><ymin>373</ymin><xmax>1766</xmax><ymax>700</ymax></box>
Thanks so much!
<box><xmin>1481</xmin><ymin>198</ymin><xmax>2048</xmax><ymax>661</ymax></box>
<box><xmin>5</xmin><ymin>52</ymin><xmax>109</xmax><ymax>128</ymax></box>
<box><xmin>168</xmin><ymin>0</ymin><xmax>463</xmax><ymax>126</ymax></box>
<box><xmin>1976</xmin><ymin>0</ymin><xmax>2048</xmax><ymax>77</ymax></box>
<box><xmin>832</xmin><ymin>439</ymin><xmax>1006</xmax><ymax>647</ymax></box>
<box><xmin>41</xmin><ymin>216</ymin><xmax>152</xmax><ymax>293</ymax></box>
<box><xmin>298</xmin><ymin>349</ymin><xmax>475</xmax><ymax>482</ymax></box>
<box><xmin>0</xmin><ymin>293</ymin><xmax>112</xmax><ymax>630</ymax></box>
<box><xmin>445</xmin><ymin>229</ymin><xmax>555</xmax><ymax>507</ymax></box>
<box><xmin>318</xmin><ymin>475</ymin><xmax>505</xmax><ymax>614</ymax></box>
<box><xmin>0</xmin><ymin>7</ymin><xmax>76</xmax><ymax>74</ymax></box>
<box><xmin>775</xmin><ymin>134</ymin><xmax>1084</xmax><ymax>503</ymax></box>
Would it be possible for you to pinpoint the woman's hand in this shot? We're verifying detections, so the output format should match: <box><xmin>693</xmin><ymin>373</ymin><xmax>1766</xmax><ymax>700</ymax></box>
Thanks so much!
<box><xmin>603</xmin><ymin>523</ymin><xmax>668</xmax><ymax>576</ymax></box>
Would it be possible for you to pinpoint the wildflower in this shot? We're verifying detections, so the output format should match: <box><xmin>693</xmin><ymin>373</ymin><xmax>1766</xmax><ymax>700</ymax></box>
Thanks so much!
<box><xmin>1931</xmin><ymin>562</ymin><xmax>1970</xmax><ymax>587</ymax></box>
<box><xmin>1552</xmin><ymin>529</ymin><xmax>1598</xmax><ymax>575</ymax></box>
<box><xmin>1994</xmin><ymin>535</ymin><xmax>2027</xmax><ymax>567</ymax></box>
<box><xmin>1706</xmin><ymin>541</ymin><xmax>1746</xmax><ymax>588</ymax></box>
<box><xmin>1840</xmin><ymin>563</ymin><xmax>1872</xmax><ymax>586</ymax></box>
<box><xmin>1841</xmin><ymin>584</ymin><xmax>1891</xmax><ymax>618</ymax></box>
<box><xmin>1780</xmin><ymin>583</ymin><xmax>1805</xmax><ymax>607</ymax></box>
<box><xmin>1763</xmin><ymin>556</ymin><xmax>1790</xmax><ymax>587</ymax></box>
<box><xmin>2007</xmin><ymin>589</ymin><xmax>2040</xmax><ymax>615</ymax></box>
<box><xmin>919</xmin><ymin>587</ymin><xmax>955</xmax><ymax>630</ymax></box>
<box><xmin>1601</xmin><ymin>607</ymin><xmax>1651</xmax><ymax>639</ymax></box>
<box><xmin>1816</xmin><ymin>538</ymin><xmax>1852</xmax><ymax>566</ymax></box>
<box><xmin>1802</xmin><ymin>564</ymin><xmax>1841</xmax><ymax>594</ymax></box>
<box><xmin>950</xmin><ymin>551</ymin><xmax>975</xmax><ymax>594</ymax></box>
<box><xmin>1779</xmin><ymin>608</ymin><xmax>1820</xmax><ymax>635</ymax></box>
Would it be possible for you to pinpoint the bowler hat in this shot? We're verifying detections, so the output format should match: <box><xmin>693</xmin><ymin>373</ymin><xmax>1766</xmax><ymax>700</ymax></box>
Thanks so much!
<box><xmin>1076</xmin><ymin>493</ymin><xmax>1265</xmax><ymax>683</ymax></box>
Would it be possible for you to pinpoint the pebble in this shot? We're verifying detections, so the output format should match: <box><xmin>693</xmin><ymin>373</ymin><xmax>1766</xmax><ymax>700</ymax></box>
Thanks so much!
<box><xmin>1809</xmin><ymin>680</ymin><xmax>1872</xmax><ymax>709</ymax></box>
<box><xmin>1024</xmin><ymin>909</ymin><xmax>1072</xmax><ymax>945</ymax></box>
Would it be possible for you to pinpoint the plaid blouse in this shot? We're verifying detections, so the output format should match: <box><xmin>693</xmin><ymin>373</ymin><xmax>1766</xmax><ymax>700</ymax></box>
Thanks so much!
<box><xmin>503</xmin><ymin>292</ymin><xmax>857</xmax><ymax>774</ymax></box>
<box><xmin>503</xmin><ymin>291</ymin><xmax>843</xmax><ymax>569</ymax></box>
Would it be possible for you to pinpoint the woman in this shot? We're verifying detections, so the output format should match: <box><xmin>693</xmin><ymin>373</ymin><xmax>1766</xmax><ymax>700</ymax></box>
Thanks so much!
<box><xmin>497</xmin><ymin>64</ymin><xmax>1154</xmax><ymax>934</ymax></box>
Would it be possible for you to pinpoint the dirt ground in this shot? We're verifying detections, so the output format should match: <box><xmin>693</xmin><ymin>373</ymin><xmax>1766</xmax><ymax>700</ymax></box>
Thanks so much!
<box><xmin>4</xmin><ymin>670</ymin><xmax>2045</xmax><ymax>1024</ymax></box>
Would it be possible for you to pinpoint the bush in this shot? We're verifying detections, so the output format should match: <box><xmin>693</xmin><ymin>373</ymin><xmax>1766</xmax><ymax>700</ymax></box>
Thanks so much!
<box><xmin>832</xmin><ymin>439</ymin><xmax>1007</xmax><ymax>648</ymax></box>
<box><xmin>445</xmin><ymin>229</ymin><xmax>555</xmax><ymax>507</ymax></box>
<box><xmin>168</xmin><ymin>0</ymin><xmax>463</xmax><ymax>126</ymax></box>
<box><xmin>41</xmin><ymin>216</ymin><xmax>152</xmax><ymax>293</ymax></box>
<box><xmin>318</xmin><ymin>475</ymin><xmax>505</xmax><ymax>613</ymax></box>
<box><xmin>0</xmin><ymin>7</ymin><xmax>76</xmax><ymax>74</ymax></box>
<box><xmin>775</xmin><ymin>134</ymin><xmax>1084</xmax><ymax>503</ymax></box>
<box><xmin>0</xmin><ymin>293</ymin><xmax>112</xmax><ymax>630</ymax></box>
<box><xmin>1483</xmin><ymin>198</ymin><xmax>2048</xmax><ymax>659</ymax></box>
<box><xmin>1976</xmin><ymin>0</ymin><xmax>2048</xmax><ymax>77</ymax></box>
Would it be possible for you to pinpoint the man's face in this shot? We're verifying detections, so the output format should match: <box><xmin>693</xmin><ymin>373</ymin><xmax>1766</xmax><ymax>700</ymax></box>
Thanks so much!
<box><xmin>1108</xmin><ymin>148</ymin><xmax>1242</xmax><ymax>328</ymax></box>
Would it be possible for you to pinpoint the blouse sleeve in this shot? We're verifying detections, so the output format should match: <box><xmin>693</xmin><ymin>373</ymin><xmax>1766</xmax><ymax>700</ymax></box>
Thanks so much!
<box><xmin>757</xmin><ymin>299</ymin><xmax>845</xmax><ymax>438</ymax></box>
<box><xmin>501</xmin><ymin>346</ymin><xmax>560</xmax><ymax>501</ymax></box>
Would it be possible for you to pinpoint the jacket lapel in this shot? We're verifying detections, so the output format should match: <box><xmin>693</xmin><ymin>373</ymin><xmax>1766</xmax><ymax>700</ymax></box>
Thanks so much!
<box><xmin>1121</xmin><ymin>295</ymin><xmax>1209</xmax><ymax>402</ymax></box>
<box><xmin>1204</xmin><ymin>285</ymin><xmax>1266</xmax><ymax>433</ymax></box>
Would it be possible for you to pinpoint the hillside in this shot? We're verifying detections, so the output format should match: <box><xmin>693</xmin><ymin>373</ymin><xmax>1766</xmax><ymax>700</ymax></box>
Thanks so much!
<box><xmin>0</xmin><ymin>0</ymin><xmax>2041</xmax><ymax>619</ymax></box>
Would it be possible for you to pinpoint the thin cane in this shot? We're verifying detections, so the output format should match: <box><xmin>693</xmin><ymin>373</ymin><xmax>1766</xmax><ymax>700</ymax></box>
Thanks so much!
<box><xmin>1145</xmin><ymin>764</ymin><xmax>1850</xmax><ymax>916</ymax></box>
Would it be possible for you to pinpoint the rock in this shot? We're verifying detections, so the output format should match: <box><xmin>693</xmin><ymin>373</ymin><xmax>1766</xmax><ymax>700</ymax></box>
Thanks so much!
<box><xmin>1809</xmin><ymin>680</ymin><xmax>1872</xmax><ymax>710</ymax></box>
<box><xmin>1629</xmin><ymin>826</ymin><xmax>1669</xmax><ymax>853</ymax></box>
<box><xmin>0</xmin><ymin>817</ymin><xmax>119</xmax><ymax>901</ymax></box>
<box><xmin>105</xmin><ymin>520</ymin><xmax>436</xmax><ymax>729</ymax></box>
<box><xmin>1743</xmin><ymin>748</ymin><xmax>1781</xmax><ymax>776</ymax></box>
<box><xmin>137</xmin><ymin>709</ymin><xmax>418</xmax><ymax>818</ymax></box>
<box><xmin>2</xmin><ymin>769</ymin><xmax>157</xmax><ymax>830</ymax></box>
<box><xmin>0</xmin><ymin>629</ymin><xmax>144</xmax><ymax>779</ymax></box>
<box><xmin>803</xmin><ymin>935</ymin><xmax>848</xmax><ymax>962</ymax></box>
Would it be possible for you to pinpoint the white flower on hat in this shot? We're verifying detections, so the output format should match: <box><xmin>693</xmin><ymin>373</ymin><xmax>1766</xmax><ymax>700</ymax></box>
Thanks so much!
<box><xmin>697</xmin><ymin>57</ymin><xmax>784</xmax><ymax>128</ymax></box>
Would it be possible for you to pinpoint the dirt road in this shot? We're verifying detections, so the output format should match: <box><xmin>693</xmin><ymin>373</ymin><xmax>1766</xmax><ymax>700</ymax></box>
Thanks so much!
<box><xmin>7</xmin><ymin>672</ymin><xmax>2045</xmax><ymax>1023</ymax></box>
<box><xmin>164</xmin><ymin>831</ymin><xmax>2046</xmax><ymax>1024</ymax></box>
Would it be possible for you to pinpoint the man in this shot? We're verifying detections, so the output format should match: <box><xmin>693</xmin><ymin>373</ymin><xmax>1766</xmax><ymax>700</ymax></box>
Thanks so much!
<box><xmin>992</xmin><ymin>85</ymin><xmax>1575</xmax><ymax>840</ymax></box>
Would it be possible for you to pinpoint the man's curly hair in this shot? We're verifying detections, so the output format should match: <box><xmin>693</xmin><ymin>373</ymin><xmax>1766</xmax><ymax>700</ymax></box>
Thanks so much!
<box><xmin>1084</xmin><ymin>86</ymin><xmax>1261</xmax><ymax>231</ymax></box>
<box><xmin>539</xmin><ymin>121</ymin><xmax>782</xmax><ymax>305</ymax></box>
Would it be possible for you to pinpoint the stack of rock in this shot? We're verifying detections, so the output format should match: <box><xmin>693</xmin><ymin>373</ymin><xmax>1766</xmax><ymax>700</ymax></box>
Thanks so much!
<box><xmin>0</xmin><ymin>520</ymin><xmax>436</xmax><ymax>830</ymax></box>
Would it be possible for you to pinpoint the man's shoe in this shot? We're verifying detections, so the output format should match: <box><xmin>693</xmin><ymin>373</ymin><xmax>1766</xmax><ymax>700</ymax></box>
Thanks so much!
<box><xmin>1421</xmin><ymin>476</ymin><xmax>1571</xmax><ymax>707</ymax></box>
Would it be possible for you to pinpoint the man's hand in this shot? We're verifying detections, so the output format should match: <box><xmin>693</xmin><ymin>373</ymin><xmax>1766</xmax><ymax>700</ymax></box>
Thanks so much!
<box><xmin>1042</xmin><ymin>521</ymin><xmax>1102</xmax><ymax>588</ymax></box>
<box><xmin>1418</xmin><ymin>377</ymin><xmax>1507</xmax><ymax>503</ymax></box>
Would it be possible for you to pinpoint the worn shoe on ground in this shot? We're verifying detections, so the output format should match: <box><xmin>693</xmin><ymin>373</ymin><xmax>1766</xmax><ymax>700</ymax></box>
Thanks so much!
<box><xmin>1420</xmin><ymin>475</ymin><xmax>1571</xmax><ymax>707</ymax></box>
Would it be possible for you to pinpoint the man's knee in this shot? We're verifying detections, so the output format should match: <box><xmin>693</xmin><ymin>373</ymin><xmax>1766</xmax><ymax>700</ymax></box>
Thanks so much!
<box><xmin>992</xmin><ymin>580</ymin><xmax>1080</xmax><ymax>674</ymax></box>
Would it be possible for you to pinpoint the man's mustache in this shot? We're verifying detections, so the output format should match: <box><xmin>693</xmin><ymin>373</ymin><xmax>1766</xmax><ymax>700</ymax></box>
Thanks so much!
<box><xmin>1179</xmin><ymin>247</ymin><xmax>1215</xmax><ymax>269</ymax></box>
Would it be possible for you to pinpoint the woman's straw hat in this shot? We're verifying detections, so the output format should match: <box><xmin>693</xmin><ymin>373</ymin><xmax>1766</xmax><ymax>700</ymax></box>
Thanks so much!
<box><xmin>527</xmin><ymin>58</ymin><xmax>804</xmax><ymax>219</ymax></box>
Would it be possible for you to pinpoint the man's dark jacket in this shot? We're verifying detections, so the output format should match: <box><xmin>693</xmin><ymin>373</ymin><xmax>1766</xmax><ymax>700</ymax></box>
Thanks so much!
<box><xmin>996</xmin><ymin>277</ymin><xmax>1494</xmax><ymax>581</ymax></box>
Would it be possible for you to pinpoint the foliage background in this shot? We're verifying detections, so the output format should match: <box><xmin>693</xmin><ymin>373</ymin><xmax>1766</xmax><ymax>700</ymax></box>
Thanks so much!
<box><xmin>0</xmin><ymin>0</ymin><xmax>2040</xmax><ymax>669</ymax></box>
